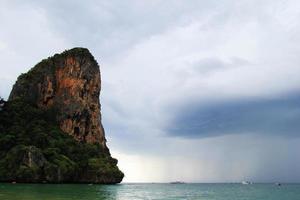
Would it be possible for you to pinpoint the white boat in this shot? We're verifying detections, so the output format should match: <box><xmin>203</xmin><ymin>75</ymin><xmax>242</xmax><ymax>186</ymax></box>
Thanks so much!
<box><xmin>241</xmin><ymin>181</ymin><xmax>252</xmax><ymax>185</ymax></box>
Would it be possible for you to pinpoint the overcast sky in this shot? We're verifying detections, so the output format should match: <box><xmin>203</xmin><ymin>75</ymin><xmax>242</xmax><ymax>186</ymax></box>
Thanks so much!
<box><xmin>1</xmin><ymin>0</ymin><xmax>300</xmax><ymax>183</ymax></box>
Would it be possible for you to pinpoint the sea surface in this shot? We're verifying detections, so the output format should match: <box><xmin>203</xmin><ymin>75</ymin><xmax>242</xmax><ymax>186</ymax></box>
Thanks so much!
<box><xmin>0</xmin><ymin>183</ymin><xmax>299</xmax><ymax>200</ymax></box>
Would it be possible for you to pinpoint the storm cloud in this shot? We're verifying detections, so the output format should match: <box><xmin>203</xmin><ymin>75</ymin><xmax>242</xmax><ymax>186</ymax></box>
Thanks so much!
<box><xmin>166</xmin><ymin>94</ymin><xmax>300</xmax><ymax>138</ymax></box>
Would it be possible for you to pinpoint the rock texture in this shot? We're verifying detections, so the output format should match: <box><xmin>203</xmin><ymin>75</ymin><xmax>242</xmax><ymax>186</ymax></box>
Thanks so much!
<box><xmin>0</xmin><ymin>48</ymin><xmax>123</xmax><ymax>183</ymax></box>
<box><xmin>9</xmin><ymin>48</ymin><xmax>107</xmax><ymax>148</ymax></box>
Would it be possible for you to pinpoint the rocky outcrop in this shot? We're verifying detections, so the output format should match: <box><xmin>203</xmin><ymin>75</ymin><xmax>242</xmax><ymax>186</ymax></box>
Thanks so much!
<box><xmin>0</xmin><ymin>48</ymin><xmax>123</xmax><ymax>183</ymax></box>
<box><xmin>9</xmin><ymin>48</ymin><xmax>107</xmax><ymax>148</ymax></box>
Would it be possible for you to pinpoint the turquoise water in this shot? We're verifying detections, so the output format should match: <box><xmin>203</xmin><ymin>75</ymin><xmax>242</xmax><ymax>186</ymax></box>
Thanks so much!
<box><xmin>0</xmin><ymin>183</ymin><xmax>299</xmax><ymax>200</ymax></box>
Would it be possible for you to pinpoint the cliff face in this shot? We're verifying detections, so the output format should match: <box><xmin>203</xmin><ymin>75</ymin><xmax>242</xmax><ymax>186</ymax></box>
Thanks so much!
<box><xmin>0</xmin><ymin>48</ymin><xmax>123</xmax><ymax>183</ymax></box>
<box><xmin>9</xmin><ymin>48</ymin><xmax>106</xmax><ymax>148</ymax></box>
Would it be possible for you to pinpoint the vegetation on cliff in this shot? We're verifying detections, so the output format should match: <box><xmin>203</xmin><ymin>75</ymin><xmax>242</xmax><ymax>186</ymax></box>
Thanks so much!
<box><xmin>0</xmin><ymin>48</ymin><xmax>124</xmax><ymax>183</ymax></box>
<box><xmin>0</xmin><ymin>98</ymin><xmax>123</xmax><ymax>183</ymax></box>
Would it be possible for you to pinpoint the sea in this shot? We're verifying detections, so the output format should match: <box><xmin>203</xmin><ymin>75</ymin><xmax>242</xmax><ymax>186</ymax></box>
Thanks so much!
<box><xmin>0</xmin><ymin>183</ymin><xmax>299</xmax><ymax>200</ymax></box>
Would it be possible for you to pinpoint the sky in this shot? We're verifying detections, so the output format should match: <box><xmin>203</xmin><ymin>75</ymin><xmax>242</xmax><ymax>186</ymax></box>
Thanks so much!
<box><xmin>1</xmin><ymin>0</ymin><xmax>300</xmax><ymax>183</ymax></box>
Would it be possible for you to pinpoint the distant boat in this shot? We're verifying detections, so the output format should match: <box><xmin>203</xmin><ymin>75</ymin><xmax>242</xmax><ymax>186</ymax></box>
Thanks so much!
<box><xmin>170</xmin><ymin>181</ymin><xmax>185</xmax><ymax>184</ymax></box>
<box><xmin>275</xmin><ymin>183</ymin><xmax>281</xmax><ymax>186</ymax></box>
<box><xmin>241</xmin><ymin>181</ymin><xmax>252</xmax><ymax>185</ymax></box>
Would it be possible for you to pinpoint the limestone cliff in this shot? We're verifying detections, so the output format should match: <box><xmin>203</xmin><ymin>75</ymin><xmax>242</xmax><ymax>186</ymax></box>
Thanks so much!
<box><xmin>9</xmin><ymin>48</ymin><xmax>106</xmax><ymax>147</ymax></box>
<box><xmin>0</xmin><ymin>48</ymin><xmax>123</xmax><ymax>183</ymax></box>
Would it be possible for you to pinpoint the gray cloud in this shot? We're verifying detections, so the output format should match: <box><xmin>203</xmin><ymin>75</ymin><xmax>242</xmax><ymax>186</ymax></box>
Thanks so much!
<box><xmin>165</xmin><ymin>93</ymin><xmax>300</xmax><ymax>138</ymax></box>
<box><xmin>26</xmin><ymin>0</ymin><xmax>219</xmax><ymax>60</ymax></box>
<box><xmin>184</xmin><ymin>57</ymin><xmax>250</xmax><ymax>75</ymax></box>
